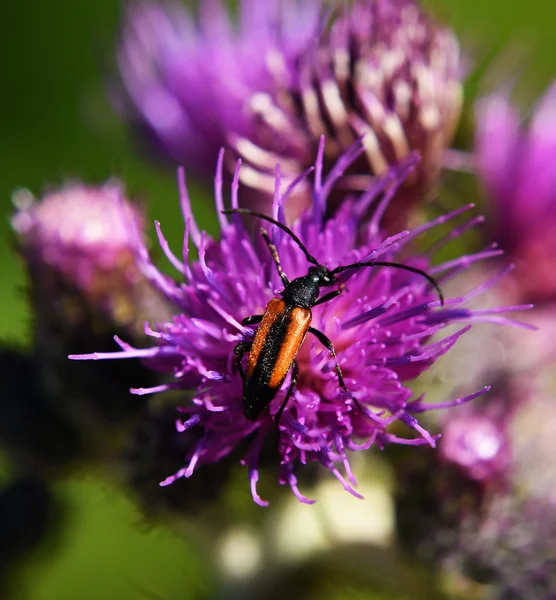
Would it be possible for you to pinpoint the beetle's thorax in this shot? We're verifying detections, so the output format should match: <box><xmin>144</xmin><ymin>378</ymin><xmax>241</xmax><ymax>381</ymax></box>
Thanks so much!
<box><xmin>281</xmin><ymin>266</ymin><xmax>335</xmax><ymax>308</ymax></box>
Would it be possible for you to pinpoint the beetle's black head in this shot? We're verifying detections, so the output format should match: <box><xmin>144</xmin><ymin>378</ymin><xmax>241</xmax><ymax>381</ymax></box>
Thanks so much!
<box><xmin>308</xmin><ymin>265</ymin><xmax>335</xmax><ymax>287</ymax></box>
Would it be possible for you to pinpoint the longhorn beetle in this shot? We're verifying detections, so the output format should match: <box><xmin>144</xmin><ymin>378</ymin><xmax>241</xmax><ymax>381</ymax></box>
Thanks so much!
<box><xmin>222</xmin><ymin>209</ymin><xmax>444</xmax><ymax>425</ymax></box>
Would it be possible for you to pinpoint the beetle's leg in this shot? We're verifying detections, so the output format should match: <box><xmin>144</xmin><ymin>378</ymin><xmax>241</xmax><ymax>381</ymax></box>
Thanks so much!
<box><xmin>241</xmin><ymin>314</ymin><xmax>263</xmax><ymax>326</ymax></box>
<box><xmin>260</xmin><ymin>228</ymin><xmax>290</xmax><ymax>287</ymax></box>
<box><xmin>234</xmin><ymin>341</ymin><xmax>252</xmax><ymax>383</ymax></box>
<box><xmin>313</xmin><ymin>284</ymin><xmax>345</xmax><ymax>307</ymax></box>
<box><xmin>275</xmin><ymin>360</ymin><xmax>299</xmax><ymax>429</ymax></box>
<box><xmin>308</xmin><ymin>327</ymin><xmax>360</xmax><ymax>410</ymax></box>
<box><xmin>308</xmin><ymin>327</ymin><xmax>346</xmax><ymax>388</ymax></box>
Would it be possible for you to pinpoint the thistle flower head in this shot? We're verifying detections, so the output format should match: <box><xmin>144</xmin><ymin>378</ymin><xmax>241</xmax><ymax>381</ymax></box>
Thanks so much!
<box><xmin>475</xmin><ymin>82</ymin><xmax>556</xmax><ymax>303</ymax></box>
<box><xmin>12</xmin><ymin>182</ymin><xmax>145</xmax><ymax>324</ymax></box>
<box><xmin>439</xmin><ymin>403</ymin><xmax>511</xmax><ymax>483</ymax></box>
<box><xmin>395</xmin><ymin>369</ymin><xmax>556</xmax><ymax>598</ymax></box>
<box><xmin>12</xmin><ymin>182</ymin><xmax>169</xmax><ymax>436</ymax></box>
<box><xmin>117</xmin><ymin>0</ymin><xmax>462</xmax><ymax>226</ymax></box>
<box><xmin>71</xmin><ymin>140</ymin><xmax>530</xmax><ymax>505</ymax></box>
<box><xmin>116</xmin><ymin>0</ymin><xmax>320</xmax><ymax>175</ymax></box>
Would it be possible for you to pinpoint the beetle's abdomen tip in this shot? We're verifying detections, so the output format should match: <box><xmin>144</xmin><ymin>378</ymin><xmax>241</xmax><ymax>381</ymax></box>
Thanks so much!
<box><xmin>243</xmin><ymin>406</ymin><xmax>261</xmax><ymax>421</ymax></box>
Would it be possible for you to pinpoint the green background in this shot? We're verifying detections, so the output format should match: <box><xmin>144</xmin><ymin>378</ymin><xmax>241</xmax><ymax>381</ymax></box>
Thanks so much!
<box><xmin>0</xmin><ymin>1</ymin><xmax>554</xmax><ymax>598</ymax></box>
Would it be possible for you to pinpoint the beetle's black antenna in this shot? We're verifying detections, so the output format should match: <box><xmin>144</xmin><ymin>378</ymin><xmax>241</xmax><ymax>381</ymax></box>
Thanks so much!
<box><xmin>222</xmin><ymin>209</ymin><xmax>320</xmax><ymax>266</ymax></box>
<box><xmin>332</xmin><ymin>261</ymin><xmax>444</xmax><ymax>305</ymax></box>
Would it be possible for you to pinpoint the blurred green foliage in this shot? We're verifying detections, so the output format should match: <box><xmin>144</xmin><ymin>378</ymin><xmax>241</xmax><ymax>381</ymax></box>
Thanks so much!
<box><xmin>9</xmin><ymin>477</ymin><xmax>213</xmax><ymax>600</ymax></box>
<box><xmin>0</xmin><ymin>0</ymin><xmax>554</xmax><ymax>599</ymax></box>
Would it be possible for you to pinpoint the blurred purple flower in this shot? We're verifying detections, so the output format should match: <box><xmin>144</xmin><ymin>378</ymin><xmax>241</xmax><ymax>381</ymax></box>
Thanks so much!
<box><xmin>457</xmin><ymin>493</ymin><xmax>556</xmax><ymax>599</ymax></box>
<box><xmin>475</xmin><ymin>82</ymin><xmax>556</xmax><ymax>303</ymax></box>
<box><xmin>71</xmin><ymin>140</ymin><xmax>530</xmax><ymax>505</ymax></box>
<box><xmin>11</xmin><ymin>182</ymin><xmax>170</xmax><ymax>442</ymax></box>
<box><xmin>116</xmin><ymin>0</ymin><xmax>462</xmax><ymax>226</ymax></box>
<box><xmin>439</xmin><ymin>399</ymin><xmax>511</xmax><ymax>483</ymax></box>
<box><xmin>396</xmin><ymin>377</ymin><xmax>556</xmax><ymax>599</ymax></box>
<box><xmin>13</xmin><ymin>182</ymin><xmax>145</xmax><ymax>316</ymax></box>
<box><xmin>116</xmin><ymin>0</ymin><xmax>321</xmax><ymax>178</ymax></box>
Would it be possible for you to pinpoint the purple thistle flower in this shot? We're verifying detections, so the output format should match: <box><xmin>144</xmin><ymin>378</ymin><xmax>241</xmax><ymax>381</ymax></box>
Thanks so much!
<box><xmin>13</xmin><ymin>181</ymin><xmax>147</xmax><ymax>319</ymax></box>
<box><xmin>11</xmin><ymin>182</ymin><xmax>170</xmax><ymax>440</ymax></box>
<box><xmin>71</xmin><ymin>140</ymin><xmax>530</xmax><ymax>505</ymax></box>
<box><xmin>439</xmin><ymin>400</ymin><xmax>511</xmax><ymax>484</ymax></box>
<box><xmin>116</xmin><ymin>0</ymin><xmax>321</xmax><ymax>178</ymax></box>
<box><xmin>12</xmin><ymin>181</ymin><xmax>174</xmax><ymax>337</ymax></box>
<box><xmin>116</xmin><ymin>0</ymin><xmax>462</xmax><ymax>227</ymax></box>
<box><xmin>395</xmin><ymin>376</ymin><xmax>556</xmax><ymax>599</ymax></box>
<box><xmin>475</xmin><ymin>82</ymin><xmax>556</xmax><ymax>303</ymax></box>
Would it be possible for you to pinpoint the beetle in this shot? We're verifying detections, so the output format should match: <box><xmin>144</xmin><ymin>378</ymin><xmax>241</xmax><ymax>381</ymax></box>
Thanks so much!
<box><xmin>222</xmin><ymin>209</ymin><xmax>444</xmax><ymax>424</ymax></box>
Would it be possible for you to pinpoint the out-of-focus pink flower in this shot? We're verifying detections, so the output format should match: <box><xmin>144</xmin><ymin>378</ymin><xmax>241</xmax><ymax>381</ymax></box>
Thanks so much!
<box><xmin>12</xmin><ymin>182</ymin><xmax>170</xmax><ymax>437</ymax></box>
<box><xmin>475</xmin><ymin>82</ymin><xmax>556</xmax><ymax>303</ymax></box>
<box><xmin>439</xmin><ymin>403</ymin><xmax>511</xmax><ymax>483</ymax></box>
<box><xmin>116</xmin><ymin>0</ymin><xmax>462</xmax><ymax>226</ymax></box>
<box><xmin>13</xmin><ymin>182</ymin><xmax>145</xmax><ymax>315</ymax></box>
<box><xmin>396</xmin><ymin>375</ymin><xmax>556</xmax><ymax>600</ymax></box>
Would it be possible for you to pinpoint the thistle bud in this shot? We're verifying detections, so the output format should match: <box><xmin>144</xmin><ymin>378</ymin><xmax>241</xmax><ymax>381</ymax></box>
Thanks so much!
<box><xmin>12</xmin><ymin>182</ymin><xmax>170</xmax><ymax>456</ymax></box>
